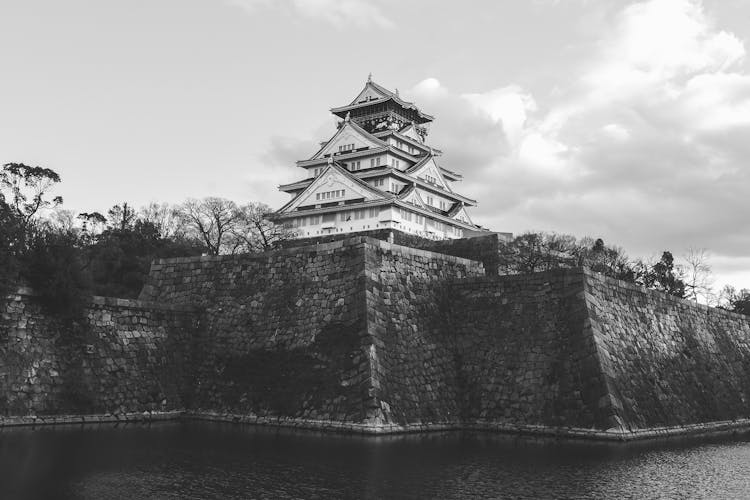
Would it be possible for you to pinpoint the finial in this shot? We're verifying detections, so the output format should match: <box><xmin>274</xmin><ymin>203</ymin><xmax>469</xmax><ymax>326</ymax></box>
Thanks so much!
<box><xmin>367</xmin><ymin>72</ymin><xmax>372</xmax><ymax>83</ymax></box>
<box><xmin>327</xmin><ymin>155</ymin><xmax>334</xmax><ymax>165</ymax></box>
<box><xmin>345</xmin><ymin>111</ymin><xmax>351</xmax><ymax>123</ymax></box>
<box><xmin>395</xmin><ymin>88</ymin><xmax>399</xmax><ymax>96</ymax></box>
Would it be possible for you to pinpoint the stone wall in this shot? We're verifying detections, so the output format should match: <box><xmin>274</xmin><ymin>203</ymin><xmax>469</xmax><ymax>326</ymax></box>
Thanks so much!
<box><xmin>4</xmin><ymin>236</ymin><xmax>750</xmax><ymax>441</ymax></box>
<box><xmin>584</xmin><ymin>271</ymin><xmax>750</xmax><ymax>431</ymax></box>
<box><xmin>447</xmin><ymin>270</ymin><xmax>616</xmax><ymax>430</ymax></box>
<box><xmin>140</xmin><ymin>238</ymin><xmax>375</xmax><ymax>424</ymax></box>
<box><xmin>364</xmin><ymin>240</ymin><xmax>486</xmax><ymax>428</ymax></box>
<box><xmin>277</xmin><ymin>229</ymin><xmax>503</xmax><ymax>276</ymax></box>
<box><xmin>0</xmin><ymin>290</ymin><xmax>197</xmax><ymax>419</ymax></box>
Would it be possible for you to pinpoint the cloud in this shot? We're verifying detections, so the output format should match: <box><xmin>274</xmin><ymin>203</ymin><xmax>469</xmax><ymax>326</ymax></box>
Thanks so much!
<box><xmin>401</xmin><ymin>0</ymin><xmax>750</xmax><ymax>284</ymax></box>
<box><xmin>254</xmin><ymin>0</ymin><xmax>750</xmax><ymax>287</ymax></box>
<box><xmin>227</xmin><ymin>0</ymin><xmax>395</xmax><ymax>29</ymax></box>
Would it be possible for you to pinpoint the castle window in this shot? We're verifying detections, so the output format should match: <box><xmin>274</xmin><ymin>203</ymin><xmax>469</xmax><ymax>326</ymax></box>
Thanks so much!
<box><xmin>318</xmin><ymin>189</ymin><xmax>346</xmax><ymax>201</ymax></box>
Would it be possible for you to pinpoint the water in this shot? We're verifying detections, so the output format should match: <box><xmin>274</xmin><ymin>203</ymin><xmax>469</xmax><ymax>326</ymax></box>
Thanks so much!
<box><xmin>2</xmin><ymin>422</ymin><xmax>750</xmax><ymax>499</ymax></box>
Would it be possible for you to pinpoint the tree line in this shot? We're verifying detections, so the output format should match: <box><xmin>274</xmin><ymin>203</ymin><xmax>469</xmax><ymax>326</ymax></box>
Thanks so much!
<box><xmin>1</xmin><ymin>162</ymin><xmax>748</xmax><ymax>316</ymax></box>
<box><xmin>0</xmin><ymin>163</ymin><xmax>294</xmax><ymax>314</ymax></box>
<box><xmin>497</xmin><ymin>232</ymin><xmax>750</xmax><ymax>315</ymax></box>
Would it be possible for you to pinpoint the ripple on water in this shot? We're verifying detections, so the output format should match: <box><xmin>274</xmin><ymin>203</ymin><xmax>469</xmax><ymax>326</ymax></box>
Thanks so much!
<box><xmin>2</xmin><ymin>423</ymin><xmax>750</xmax><ymax>499</ymax></box>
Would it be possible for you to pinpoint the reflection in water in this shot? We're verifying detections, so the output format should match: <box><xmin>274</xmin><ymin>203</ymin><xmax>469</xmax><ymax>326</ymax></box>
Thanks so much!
<box><xmin>1</xmin><ymin>422</ymin><xmax>750</xmax><ymax>499</ymax></box>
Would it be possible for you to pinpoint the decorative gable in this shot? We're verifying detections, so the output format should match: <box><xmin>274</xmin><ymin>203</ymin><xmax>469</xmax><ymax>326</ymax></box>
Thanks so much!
<box><xmin>399</xmin><ymin>185</ymin><xmax>425</xmax><ymax>208</ymax></box>
<box><xmin>409</xmin><ymin>157</ymin><xmax>451</xmax><ymax>192</ymax></box>
<box><xmin>452</xmin><ymin>206</ymin><xmax>474</xmax><ymax>225</ymax></box>
<box><xmin>278</xmin><ymin>165</ymin><xmax>386</xmax><ymax>214</ymax></box>
<box><xmin>312</xmin><ymin>122</ymin><xmax>383</xmax><ymax>160</ymax></box>
<box><xmin>351</xmin><ymin>83</ymin><xmax>387</xmax><ymax>104</ymax></box>
<box><xmin>399</xmin><ymin>124</ymin><xmax>422</xmax><ymax>143</ymax></box>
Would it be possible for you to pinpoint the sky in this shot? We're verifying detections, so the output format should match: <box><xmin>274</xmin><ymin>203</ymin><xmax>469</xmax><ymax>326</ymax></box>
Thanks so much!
<box><xmin>2</xmin><ymin>0</ymin><xmax>750</xmax><ymax>292</ymax></box>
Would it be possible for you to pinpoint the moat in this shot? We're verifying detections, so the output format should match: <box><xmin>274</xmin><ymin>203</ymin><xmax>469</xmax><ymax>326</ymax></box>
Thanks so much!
<box><xmin>2</xmin><ymin>422</ymin><xmax>750</xmax><ymax>499</ymax></box>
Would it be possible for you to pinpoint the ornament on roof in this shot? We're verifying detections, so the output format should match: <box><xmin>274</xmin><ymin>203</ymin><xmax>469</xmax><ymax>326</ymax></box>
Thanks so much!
<box><xmin>367</xmin><ymin>72</ymin><xmax>372</xmax><ymax>83</ymax></box>
<box><xmin>344</xmin><ymin>111</ymin><xmax>351</xmax><ymax>123</ymax></box>
<box><xmin>327</xmin><ymin>155</ymin><xmax>334</xmax><ymax>165</ymax></box>
<box><xmin>395</xmin><ymin>88</ymin><xmax>399</xmax><ymax>97</ymax></box>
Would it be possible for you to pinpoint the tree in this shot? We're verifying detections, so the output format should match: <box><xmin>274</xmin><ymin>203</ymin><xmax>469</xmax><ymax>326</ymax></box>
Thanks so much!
<box><xmin>175</xmin><ymin>197</ymin><xmax>239</xmax><ymax>255</ymax></box>
<box><xmin>574</xmin><ymin>237</ymin><xmax>635</xmax><ymax>282</ymax></box>
<box><xmin>0</xmin><ymin>162</ymin><xmax>63</xmax><ymax>251</ymax></box>
<box><xmin>139</xmin><ymin>202</ymin><xmax>183</xmax><ymax>239</ymax></box>
<box><xmin>229</xmin><ymin>202</ymin><xmax>297</xmax><ymax>253</ymax></box>
<box><xmin>638</xmin><ymin>251</ymin><xmax>686</xmax><ymax>298</ymax></box>
<box><xmin>20</xmin><ymin>228</ymin><xmax>91</xmax><ymax>319</ymax></box>
<box><xmin>107</xmin><ymin>202</ymin><xmax>137</xmax><ymax>231</ymax></box>
<box><xmin>682</xmin><ymin>248</ymin><xmax>714</xmax><ymax>303</ymax></box>
<box><xmin>719</xmin><ymin>286</ymin><xmax>750</xmax><ymax>316</ymax></box>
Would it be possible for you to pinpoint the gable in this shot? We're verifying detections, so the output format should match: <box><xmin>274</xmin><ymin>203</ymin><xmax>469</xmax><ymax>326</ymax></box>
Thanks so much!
<box><xmin>351</xmin><ymin>83</ymin><xmax>388</xmax><ymax>105</ymax></box>
<box><xmin>399</xmin><ymin>187</ymin><xmax>425</xmax><ymax>208</ymax></box>
<box><xmin>452</xmin><ymin>206</ymin><xmax>474</xmax><ymax>225</ymax></box>
<box><xmin>409</xmin><ymin>157</ymin><xmax>451</xmax><ymax>192</ymax></box>
<box><xmin>313</xmin><ymin>122</ymin><xmax>383</xmax><ymax>160</ymax></box>
<box><xmin>279</xmin><ymin>166</ymin><xmax>386</xmax><ymax>213</ymax></box>
<box><xmin>399</xmin><ymin>124</ymin><xmax>422</xmax><ymax>143</ymax></box>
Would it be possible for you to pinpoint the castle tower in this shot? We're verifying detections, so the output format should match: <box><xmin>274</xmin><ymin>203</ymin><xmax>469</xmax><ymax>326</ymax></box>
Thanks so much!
<box><xmin>271</xmin><ymin>77</ymin><xmax>483</xmax><ymax>240</ymax></box>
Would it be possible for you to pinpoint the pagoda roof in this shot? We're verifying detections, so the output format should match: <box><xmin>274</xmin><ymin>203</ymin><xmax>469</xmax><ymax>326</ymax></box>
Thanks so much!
<box><xmin>279</xmin><ymin>165</ymin><xmax>475</xmax><ymax>205</ymax></box>
<box><xmin>308</xmin><ymin>118</ymin><xmax>388</xmax><ymax>161</ymax></box>
<box><xmin>275</xmin><ymin>160</ymin><xmax>393</xmax><ymax>214</ymax></box>
<box><xmin>296</xmin><ymin>144</ymin><xmax>419</xmax><ymax>169</ymax></box>
<box><xmin>372</xmin><ymin>129</ymin><xmax>442</xmax><ymax>155</ymax></box>
<box><xmin>331</xmin><ymin>79</ymin><xmax>434</xmax><ymax>123</ymax></box>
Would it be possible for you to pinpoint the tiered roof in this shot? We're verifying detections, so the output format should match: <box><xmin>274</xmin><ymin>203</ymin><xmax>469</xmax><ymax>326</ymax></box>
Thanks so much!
<box><xmin>272</xmin><ymin>77</ymin><xmax>483</xmax><ymax>237</ymax></box>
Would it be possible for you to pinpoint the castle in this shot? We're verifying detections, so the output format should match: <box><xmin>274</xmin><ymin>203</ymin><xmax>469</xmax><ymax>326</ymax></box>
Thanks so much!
<box><xmin>3</xmin><ymin>81</ymin><xmax>750</xmax><ymax>442</ymax></box>
<box><xmin>272</xmin><ymin>76</ymin><xmax>483</xmax><ymax>240</ymax></box>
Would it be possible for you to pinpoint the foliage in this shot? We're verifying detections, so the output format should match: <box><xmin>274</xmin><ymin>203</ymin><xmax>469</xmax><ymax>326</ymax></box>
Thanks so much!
<box><xmin>719</xmin><ymin>286</ymin><xmax>750</xmax><ymax>316</ymax></box>
<box><xmin>20</xmin><ymin>228</ymin><xmax>91</xmax><ymax>319</ymax></box>
<box><xmin>229</xmin><ymin>202</ymin><xmax>298</xmax><ymax>253</ymax></box>
<box><xmin>87</xmin><ymin>210</ymin><xmax>205</xmax><ymax>298</ymax></box>
<box><xmin>635</xmin><ymin>251</ymin><xmax>686</xmax><ymax>298</ymax></box>
<box><xmin>0</xmin><ymin>162</ymin><xmax>62</xmax><ymax>251</ymax></box>
<box><xmin>174</xmin><ymin>197</ymin><xmax>295</xmax><ymax>255</ymax></box>
<box><xmin>498</xmin><ymin>232</ymin><xmax>692</xmax><ymax>298</ymax></box>
<box><xmin>175</xmin><ymin>197</ymin><xmax>239</xmax><ymax>255</ymax></box>
<box><xmin>498</xmin><ymin>232</ymin><xmax>633</xmax><ymax>282</ymax></box>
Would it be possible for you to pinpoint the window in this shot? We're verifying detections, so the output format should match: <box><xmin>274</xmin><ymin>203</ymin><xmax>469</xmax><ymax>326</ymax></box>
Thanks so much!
<box><xmin>426</xmin><ymin>195</ymin><xmax>434</xmax><ymax>206</ymax></box>
<box><xmin>416</xmin><ymin>215</ymin><xmax>424</xmax><ymax>225</ymax></box>
<box><xmin>370</xmin><ymin>157</ymin><xmax>382</xmax><ymax>168</ymax></box>
<box><xmin>338</xmin><ymin>143</ymin><xmax>354</xmax><ymax>153</ymax></box>
<box><xmin>316</xmin><ymin>189</ymin><xmax>346</xmax><ymax>201</ymax></box>
<box><xmin>439</xmin><ymin>200</ymin><xmax>446</xmax><ymax>210</ymax></box>
<box><xmin>350</xmin><ymin>161</ymin><xmax>361</xmax><ymax>171</ymax></box>
<box><xmin>390</xmin><ymin>158</ymin><xmax>400</xmax><ymax>168</ymax></box>
<box><xmin>399</xmin><ymin>208</ymin><xmax>413</xmax><ymax>221</ymax></box>
<box><xmin>369</xmin><ymin>207</ymin><xmax>379</xmax><ymax>218</ymax></box>
<box><xmin>424</xmin><ymin>174</ymin><xmax>437</xmax><ymax>184</ymax></box>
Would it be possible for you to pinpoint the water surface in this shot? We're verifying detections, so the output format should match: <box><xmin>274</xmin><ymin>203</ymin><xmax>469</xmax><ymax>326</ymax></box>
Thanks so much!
<box><xmin>2</xmin><ymin>421</ymin><xmax>750</xmax><ymax>499</ymax></box>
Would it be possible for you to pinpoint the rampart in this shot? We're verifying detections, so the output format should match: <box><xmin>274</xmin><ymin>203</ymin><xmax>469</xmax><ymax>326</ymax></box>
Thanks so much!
<box><xmin>3</xmin><ymin>236</ymin><xmax>750</xmax><ymax>440</ymax></box>
<box><xmin>0</xmin><ymin>290</ymin><xmax>197</xmax><ymax>424</ymax></box>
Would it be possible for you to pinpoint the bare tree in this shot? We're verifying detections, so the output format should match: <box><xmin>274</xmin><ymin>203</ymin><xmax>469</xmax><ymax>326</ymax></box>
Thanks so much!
<box><xmin>229</xmin><ymin>202</ymin><xmax>298</xmax><ymax>253</ymax></box>
<box><xmin>175</xmin><ymin>197</ymin><xmax>239</xmax><ymax>255</ymax></box>
<box><xmin>682</xmin><ymin>247</ymin><xmax>714</xmax><ymax>303</ymax></box>
<box><xmin>139</xmin><ymin>202</ymin><xmax>182</xmax><ymax>238</ymax></box>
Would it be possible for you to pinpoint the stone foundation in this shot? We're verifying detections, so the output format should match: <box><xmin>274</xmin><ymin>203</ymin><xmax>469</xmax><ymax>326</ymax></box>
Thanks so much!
<box><xmin>3</xmin><ymin>236</ymin><xmax>750</xmax><ymax>441</ymax></box>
